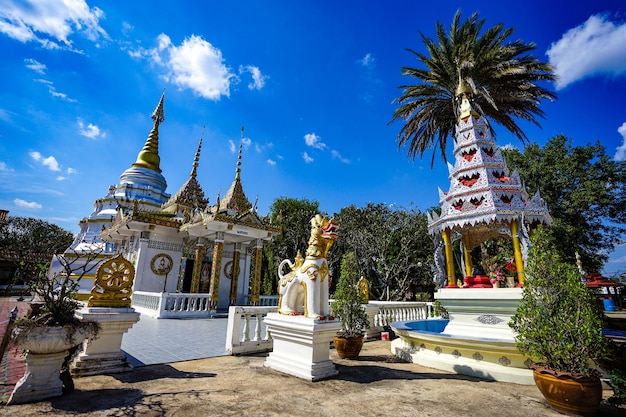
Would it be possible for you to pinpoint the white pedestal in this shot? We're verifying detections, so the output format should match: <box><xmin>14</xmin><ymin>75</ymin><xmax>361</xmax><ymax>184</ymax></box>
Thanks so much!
<box><xmin>8</xmin><ymin>351</ymin><xmax>67</xmax><ymax>404</ymax></box>
<box><xmin>264</xmin><ymin>313</ymin><xmax>341</xmax><ymax>381</ymax></box>
<box><xmin>70</xmin><ymin>307</ymin><xmax>141</xmax><ymax>377</ymax></box>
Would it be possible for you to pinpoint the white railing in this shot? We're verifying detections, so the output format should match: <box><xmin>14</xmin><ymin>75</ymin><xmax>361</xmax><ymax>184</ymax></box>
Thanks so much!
<box><xmin>131</xmin><ymin>291</ymin><xmax>215</xmax><ymax>319</ymax></box>
<box><xmin>226</xmin><ymin>305</ymin><xmax>277</xmax><ymax>355</ymax></box>
<box><xmin>223</xmin><ymin>301</ymin><xmax>436</xmax><ymax>355</ymax></box>
<box><xmin>243</xmin><ymin>295</ymin><xmax>280</xmax><ymax>306</ymax></box>
<box><xmin>369</xmin><ymin>301</ymin><xmax>435</xmax><ymax>328</ymax></box>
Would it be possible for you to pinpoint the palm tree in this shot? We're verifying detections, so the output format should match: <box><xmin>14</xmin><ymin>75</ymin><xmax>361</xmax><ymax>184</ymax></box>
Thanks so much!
<box><xmin>390</xmin><ymin>11</ymin><xmax>557</xmax><ymax>166</ymax></box>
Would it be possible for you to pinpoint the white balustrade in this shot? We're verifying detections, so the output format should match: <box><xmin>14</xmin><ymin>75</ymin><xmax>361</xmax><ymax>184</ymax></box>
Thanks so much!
<box><xmin>369</xmin><ymin>301</ymin><xmax>435</xmax><ymax>328</ymax></box>
<box><xmin>226</xmin><ymin>305</ymin><xmax>277</xmax><ymax>355</ymax></box>
<box><xmin>132</xmin><ymin>291</ymin><xmax>215</xmax><ymax>319</ymax></box>
<box><xmin>223</xmin><ymin>301</ymin><xmax>436</xmax><ymax>355</ymax></box>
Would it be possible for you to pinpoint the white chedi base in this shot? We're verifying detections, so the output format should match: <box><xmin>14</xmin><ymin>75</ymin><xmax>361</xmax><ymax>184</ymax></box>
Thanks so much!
<box><xmin>70</xmin><ymin>307</ymin><xmax>140</xmax><ymax>377</ymax></box>
<box><xmin>264</xmin><ymin>312</ymin><xmax>342</xmax><ymax>381</ymax></box>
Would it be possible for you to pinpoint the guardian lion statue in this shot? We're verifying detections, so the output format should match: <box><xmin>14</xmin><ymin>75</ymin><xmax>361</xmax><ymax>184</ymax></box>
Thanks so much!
<box><xmin>278</xmin><ymin>214</ymin><xmax>338</xmax><ymax>319</ymax></box>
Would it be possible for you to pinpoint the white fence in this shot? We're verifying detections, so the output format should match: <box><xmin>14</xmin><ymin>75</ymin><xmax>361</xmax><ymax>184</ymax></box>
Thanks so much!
<box><xmin>132</xmin><ymin>291</ymin><xmax>214</xmax><ymax>319</ymax></box>
<box><xmin>224</xmin><ymin>301</ymin><xmax>436</xmax><ymax>355</ymax></box>
<box><xmin>226</xmin><ymin>306</ymin><xmax>276</xmax><ymax>355</ymax></box>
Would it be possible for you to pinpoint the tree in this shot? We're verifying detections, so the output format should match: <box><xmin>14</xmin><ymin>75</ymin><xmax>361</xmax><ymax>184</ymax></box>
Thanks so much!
<box><xmin>503</xmin><ymin>135</ymin><xmax>626</xmax><ymax>271</ymax></box>
<box><xmin>0</xmin><ymin>216</ymin><xmax>74</xmax><ymax>290</ymax></box>
<box><xmin>261</xmin><ymin>197</ymin><xmax>321</xmax><ymax>294</ymax></box>
<box><xmin>390</xmin><ymin>10</ymin><xmax>556</xmax><ymax>165</ymax></box>
<box><xmin>334</xmin><ymin>203</ymin><xmax>434</xmax><ymax>301</ymax></box>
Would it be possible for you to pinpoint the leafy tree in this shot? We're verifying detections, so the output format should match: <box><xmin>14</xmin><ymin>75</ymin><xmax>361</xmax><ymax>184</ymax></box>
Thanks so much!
<box><xmin>503</xmin><ymin>135</ymin><xmax>626</xmax><ymax>271</ymax></box>
<box><xmin>390</xmin><ymin>10</ymin><xmax>556</xmax><ymax>165</ymax></box>
<box><xmin>331</xmin><ymin>251</ymin><xmax>370</xmax><ymax>338</ymax></box>
<box><xmin>0</xmin><ymin>216</ymin><xmax>74</xmax><ymax>290</ymax></box>
<box><xmin>334</xmin><ymin>203</ymin><xmax>434</xmax><ymax>301</ymax></box>
<box><xmin>0</xmin><ymin>216</ymin><xmax>74</xmax><ymax>256</ymax></box>
<box><xmin>261</xmin><ymin>197</ymin><xmax>321</xmax><ymax>294</ymax></box>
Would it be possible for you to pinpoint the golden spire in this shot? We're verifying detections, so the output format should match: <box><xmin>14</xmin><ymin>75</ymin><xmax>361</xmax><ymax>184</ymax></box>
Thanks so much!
<box><xmin>132</xmin><ymin>92</ymin><xmax>165</xmax><ymax>173</ymax></box>
<box><xmin>236</xmin><ymin>126</ymin><xmax>244</xmax><ymax>180</ymax></box>
<box><xmin>190</xmin><ymin>126</ymin><xmax>204</xmax><ymax>178</ymax></box>
<box><xmin>456</xmin><ymin>74</ymin><xmax>477</xmax><ymax>121</ymax></box>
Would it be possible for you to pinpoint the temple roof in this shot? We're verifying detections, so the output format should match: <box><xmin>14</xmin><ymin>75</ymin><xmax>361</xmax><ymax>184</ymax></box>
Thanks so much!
<box><xmin>161</xmin><ymin>136</ymin><xmax>208</xmax><ymax>214</ymax></box>
<box><xmin>216</xmin><ymin>127</ymin><xmax>253</xmax><ymax>216</ymax></box>
<box><xmin>427</xmin><ymin>93</ymin><xmax>551</xmax><ymax>242</ymax></box>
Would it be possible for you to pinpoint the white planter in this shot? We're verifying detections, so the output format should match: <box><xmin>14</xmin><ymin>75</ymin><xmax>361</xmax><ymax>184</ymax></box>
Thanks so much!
<box><xmin>8</xmin><ymin>324</ymin><xmax>96</xmax><ymax>404</ymax></box>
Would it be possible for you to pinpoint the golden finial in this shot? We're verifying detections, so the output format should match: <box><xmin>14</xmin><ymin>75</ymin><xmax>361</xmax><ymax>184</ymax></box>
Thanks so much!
<box><xmin>455</xmin><ymin>73</ymin><xmax>472</xmax><ymax>98</ymax></box>
<box><xmin>190</xmin><ymin>126</ymin><xmax>204</xmax><ymax>178</ymax></box>
<box><xmin>236</xmin><ymin>126</ymin><xmax>244</xmax><ymax>180</ymax></box>
<box><xmin>132</xmin><ymin>92</ymin><xmax>165</xmax><ymax>173</ymax></box>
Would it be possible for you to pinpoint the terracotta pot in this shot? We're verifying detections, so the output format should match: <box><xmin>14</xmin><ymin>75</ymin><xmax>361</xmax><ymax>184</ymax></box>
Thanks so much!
<box><xmin>334</xmin><ymin>335</ymin><xmax>364</xmax><ymax>359</ymax></box>
<box><xmin>532</xmin><ymin>368</ymin><xmax>602</xmax><ymax>416</ymax></box>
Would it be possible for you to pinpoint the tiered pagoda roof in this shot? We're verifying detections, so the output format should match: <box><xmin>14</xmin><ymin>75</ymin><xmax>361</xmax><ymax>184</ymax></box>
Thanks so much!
<box><xmin>427</xmin><ymin>93</ymin><xmax>551</xmax><ymax>242</ymax></box>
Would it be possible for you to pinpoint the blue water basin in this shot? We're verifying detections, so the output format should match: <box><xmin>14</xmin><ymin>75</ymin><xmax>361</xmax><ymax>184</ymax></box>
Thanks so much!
<box><xmin>391</xmin><ymin>319</ymin><xmax>449</xmax><ymax>334</ymax></box>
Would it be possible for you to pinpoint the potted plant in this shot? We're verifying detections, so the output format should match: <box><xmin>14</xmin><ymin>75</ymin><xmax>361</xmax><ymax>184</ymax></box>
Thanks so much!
<box><xmin>331</xmin><ymin>251</ymin><xmax>370</xmax><ymax>359</ymax></box>
<box><xmin>509</xmin><ymin>226</ymin><xmax>609</xmax><ymax>415</ymax></box>
<box><xmin>7</xmin><ymin>249</ymin><xmax>101</xmax><ymax>404</ymax></box>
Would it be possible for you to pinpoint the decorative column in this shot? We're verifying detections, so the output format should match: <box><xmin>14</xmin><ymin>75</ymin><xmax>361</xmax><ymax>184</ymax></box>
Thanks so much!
<box><xmin>510</xmin><ymin>219</ymin><xmax>525</xmax><ymax>286</ymax></box>
<box><xmin>229</xmin><ymin>243</ymin><xmax>242</xmax><ymax>305</ymax></box>
<box><xmin>461</xmin><ymin>234</ymin><xmax>473</xmax><ymax>277</ymax></box>
<box><xmin>250</xmin><ymin>239</ymin><xmax>263</xmax><ymax>305</ymax></box>
<box><xmin>190</xmin><ymin>238</ymin><xmax>205</xmax><ymax>293</ymax></box>
<box><xmin>442</xmin><ymin>228</ymin><xmax>457</xmax><ymax>287</ymax></box>
<box><xmin>208</xmin><ymin>232</ymin><xmax>225</xmax><ymax>308</ymax></box>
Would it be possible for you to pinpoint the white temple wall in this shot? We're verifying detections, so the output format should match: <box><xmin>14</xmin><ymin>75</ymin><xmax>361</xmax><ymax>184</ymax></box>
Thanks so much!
<box><xmin>132</xmin><ymin>233</ymin><xmax>183</xmax><ymax>294</ymax></box>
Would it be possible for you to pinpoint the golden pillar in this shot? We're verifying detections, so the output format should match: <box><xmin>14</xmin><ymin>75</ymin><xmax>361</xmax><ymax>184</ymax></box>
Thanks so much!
<box><xmin>462</xmin><ymin>233</ymin><xmax>473</xmax><ymax>277</ymax></box>
<box><xmin>190</xmin><ymin>238</ymin><xmax>205</xmax><ymax>293</ymax></box>
<box><xmin>250</xmin><ymin>239</ymin><xmax>263</xmax><ymax>306</ymax></box>
<box><xmin>442</xmin><ymin>228</ymin><xmax>457</xmax><ymax>287</ymax></box>
<box><xmin>229</xmin><ymin>243</ymin><xmax>242</xmax><ymax>305</ymax></box>
<box><xmin>208</xmin><ymin>232</ymin><xmax>225</xmax><ymax>308</ymax></box>
<box><xmin>510</xmin><ymin>219</ymin><xmax>525</xmax><ymax>286</ymax></box>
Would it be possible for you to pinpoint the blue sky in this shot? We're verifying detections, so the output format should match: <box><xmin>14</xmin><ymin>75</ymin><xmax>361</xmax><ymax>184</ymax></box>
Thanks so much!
<box><xmin>1</xmin><ymin>1</ymin><xmax>625</xmax><ymax>275</ymax></box>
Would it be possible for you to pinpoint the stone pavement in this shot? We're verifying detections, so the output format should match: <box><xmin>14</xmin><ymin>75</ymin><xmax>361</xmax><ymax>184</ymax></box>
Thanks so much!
<box><xmin>1</xmin><ymin>339</ymin><xmax>625</xmax><ymax>416</ymax></box>
<box><xmin>0</xmin><ymin>297</ymin><xmax>28</xmax><ymax>404</ymax></box>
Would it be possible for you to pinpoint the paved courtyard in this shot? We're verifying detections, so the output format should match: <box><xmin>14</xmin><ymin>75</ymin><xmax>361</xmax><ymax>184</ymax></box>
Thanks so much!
<box><xmin>2</xmin><ymin>297</ymin><xmax>625</xmax><ymax>416</ymax></box>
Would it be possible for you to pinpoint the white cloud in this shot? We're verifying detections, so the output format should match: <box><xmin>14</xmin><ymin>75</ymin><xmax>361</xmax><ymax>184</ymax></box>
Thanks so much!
<box><xmin>331</xmin><ymin>150</ymin><xmax>350</xmax><ymax>164</ymax></box>
<box><xmin>302</xmin><ymin>152</ymin><xmax>314</xmax><ymax>164</ymax></box>
<box><xmin>66</xmin><ymin>167</ymin><xmax>76</xmax><ymax>174</ymax></box>
<box><xmin>239</xmin><ymin>65</ymin><xmax>268</xmax><ymax>90</ymax></box>
<box><xmin>228</xmin><ymin>140</ymin><xmax>236</xmax><ymax>153</ymax></box>
<box><xmin>14</xmin><ymin>198</ymin><xmax>41</xmax><ymax>209</ymax></box>
<box><xmin>304</xmin><ymin>133</ymin><xmax>327</xmax><ymax>150</ymax></box>
<box><xmin>0</xmin><ymin>161</ymin><xmax>13</xmax><ymax>171</ymax></box>
<box><xmin>77</xmin><ymin>118</ymin><xmax>104</xmax><ymax>139</ymax></box>
<box><xmin>35</xmin><ymin>78</ymin><xmax>76</xmax><ymax>102</ymax></box>
<box><xmin>357</xmin><ymin>53</ymin><xmax>375</xmax><ymax>69</ymax></box>
<box><xmin>155</xmin><ymin>34</ymin><xmax>235</xmax><ymax>100</ymax></box>
<box><xmin>615</xmin><ymin>122</ymin><xmax>626</xmax><ymax>161</ymax></box>
<box><xmin>547</xmin><ymin>14</ymin><xmax>626</xmax><ymax>89</ymax></box>
<box><xmin>267</xmin><ymin>159</ymin><xmax>276</xmax><ymax>166</ymax></box>
<box><xmin>24</xmin><ymin>58</ymin><xmax>46</xmax><ymax>74</ymax></box>
<box><xmin>29</xmin><ymin>151</ymin><xmax>61</xmax><ymax>171</ymax></box>
<box><xmin>0</xmin><ymin>0</ymin><xmax>108</xmax><ymax>50</ymax></box>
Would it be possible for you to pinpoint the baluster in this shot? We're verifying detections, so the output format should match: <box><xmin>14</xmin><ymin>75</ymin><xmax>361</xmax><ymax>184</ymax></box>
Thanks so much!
<box><xmin>254</xmin><ymin>313</ymin><xmax>263</xmax><ymax>341</ymax></box>
<box><xmin>242</xmin><ymin>313</ymin><xmax>251</xmax><ymax>342</ymax></box>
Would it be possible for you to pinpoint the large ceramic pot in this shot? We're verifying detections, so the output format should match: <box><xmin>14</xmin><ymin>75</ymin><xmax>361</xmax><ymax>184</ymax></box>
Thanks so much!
<box><xmin>14</xmin><ymin>325</ymin><xmax>94</xmax><ymax>353</ymax></box>
<box><xmin>334</xmin><ymin>335</ymin><xmax>364</xmax><ymax>359</ymax></box>
<box><xmin>532</xmin><ymin>368</ymin><xmax>602</xmax><ymax>416</ymax></box>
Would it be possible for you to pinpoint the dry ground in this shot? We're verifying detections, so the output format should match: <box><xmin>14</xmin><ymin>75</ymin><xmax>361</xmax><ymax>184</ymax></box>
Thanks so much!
<box><xmin>1</xmin><ymin>340</ymin><xmax>624</xmax><ymax>417</ymax></box>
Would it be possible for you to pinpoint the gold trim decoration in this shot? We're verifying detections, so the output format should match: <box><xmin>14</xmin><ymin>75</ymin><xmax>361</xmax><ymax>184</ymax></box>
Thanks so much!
<box><xmin>150</xmin><ymin>253</ymin><xmax>174</xmax><ymax>276</ymax></box>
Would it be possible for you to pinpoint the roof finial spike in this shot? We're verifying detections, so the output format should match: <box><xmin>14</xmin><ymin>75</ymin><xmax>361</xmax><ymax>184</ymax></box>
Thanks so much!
<box><xmin>152</xmin><ymin>89</ymin><xmax>166</xmax><ymax>126</ymax></box>
<box><xmin>236</xmin><ymin>126</ymin><xmax>244</xmax><ymax>179</ymax></box>
<box><xmin>190</xmin><ymin>126</ymin><xmax>204</xmax><ymax>178</ymax></box>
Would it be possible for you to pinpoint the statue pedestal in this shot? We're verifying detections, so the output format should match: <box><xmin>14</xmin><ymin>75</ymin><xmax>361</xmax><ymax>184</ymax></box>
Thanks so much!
<box><xmin>71</xmin><ymin>307</ymin><xmax>140</xmax><ymax>377</ymax></box>
<box><xmin>264</xmin><ymin>313</ymin><xmax>341</xmax><ymax>381</ymax></box>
